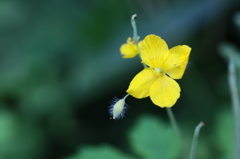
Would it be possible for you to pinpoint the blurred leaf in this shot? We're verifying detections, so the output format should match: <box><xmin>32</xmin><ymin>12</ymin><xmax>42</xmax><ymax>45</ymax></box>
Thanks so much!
<box><xmin>65</xmin><ymin>144</ymin><xmax>135</xmax><ymax>159</ymax></box>
<box><xmin>0</xmin><ymin>111</ymin><xmax>18</xmax><ymax>144</ymax></box>
<box><xmin>214</xmin><ymin>108</ymin><xmax>234</xmax><ymax>159</ymax></box>
<box><xmin>0</xmin><ymin>110</ymin><xmax>45</xmax><ymax>159</ymax></box>
<box><xmin>129</xmin><ymin>114</ymin><xmax>180</xmax><ymax>159</ymax></box>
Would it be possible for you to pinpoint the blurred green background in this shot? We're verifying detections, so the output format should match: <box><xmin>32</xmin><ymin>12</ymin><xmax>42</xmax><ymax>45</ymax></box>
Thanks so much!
<box><xmin>0</xmin><ymin>0</ymin><xmax>240</xmax><ymax>159</ymax></box>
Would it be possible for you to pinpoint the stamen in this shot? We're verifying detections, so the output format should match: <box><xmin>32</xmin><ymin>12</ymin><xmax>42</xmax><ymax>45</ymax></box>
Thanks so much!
<box><xmin>154</xmin><ymin>68</ymin><xmax>163</xmax><ymax>75</ymax></box>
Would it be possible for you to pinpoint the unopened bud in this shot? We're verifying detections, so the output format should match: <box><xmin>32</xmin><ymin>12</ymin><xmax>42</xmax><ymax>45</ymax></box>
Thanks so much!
<box><xmin>109</xmin><ymin>96</ymin><xmax>129</xmax><ymax>120</ymax></box>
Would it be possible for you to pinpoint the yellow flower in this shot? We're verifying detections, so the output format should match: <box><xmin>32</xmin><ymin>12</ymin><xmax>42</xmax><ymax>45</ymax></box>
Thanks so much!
<box><xmin>127</xmin><ymin>34</ymin><xmax>191</xmax><ymax>107</ymax></box>
<box><xmin>120</xmin><ymin>37</ymin><xmax>141</xmax><ymax>58</ymax></box>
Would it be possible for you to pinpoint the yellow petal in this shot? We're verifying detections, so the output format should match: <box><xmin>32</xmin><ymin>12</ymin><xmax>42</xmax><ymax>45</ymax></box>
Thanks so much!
<box><xmin>164</xmin><ymin>45</ymin><xmax>191</xmax><ymax>79</ymax></box>
<box><xmin>150</xmin><ymin>74</ymin><xmax>180</xmax><ymax>107</ymax></box>
<box><xmin>140</xmin><ymin>34</ymin><xmax>169</xmax><ymax>68</ymax></box>
<box><xmin>127</xmin><ymin>68</ymin><xmax>158</xmax><ymax>98</ymax></box>
<box><xmin>120</xmin><ymin>43</ymin><xmax>138</xmax><ymax>58</ymax></box>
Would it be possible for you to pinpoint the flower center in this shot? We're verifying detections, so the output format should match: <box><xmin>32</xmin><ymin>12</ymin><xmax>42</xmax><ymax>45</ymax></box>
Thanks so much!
<box><xmin>154</xmin><ymin>68</ymin><xmax>163</xmax><ymax>75</ymax></box>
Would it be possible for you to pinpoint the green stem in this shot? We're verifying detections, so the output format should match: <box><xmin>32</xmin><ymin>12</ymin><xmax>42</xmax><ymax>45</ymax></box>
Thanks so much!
<box><xmin>166</xmin><ymin>107</ymin><xmax>185</xmax><ymax>158</ymax></box>
<box><xmin>131</xmin><ymin>14</ymin><xmax>138</xmax><ymax>42</ymax></box>
<box><xmin>131</xmin><ymin>14</ymin><xmax>147</xmax><ymax>68</ymax></box>
<box><xmin>189</xmin><ymin>122</ymin><xmax>204</xmax><ymax>159</ymax></box>
<box><xmin>228</xmin><ymin>57</ymin><xmax>240</xmax><ymax>159</ymax></box>
<box><xmin>123</xmin><ymin>93</ymin><xmax>130</xmax><ymax>100</ymax></box>
<box><xmin>166</xmin><ymin>108</ymin><xmax>181</xmax><ymax>140</ymax></box>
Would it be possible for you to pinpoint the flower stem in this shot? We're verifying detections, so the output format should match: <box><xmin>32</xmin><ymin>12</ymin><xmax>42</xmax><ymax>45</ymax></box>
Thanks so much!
<box><xmin>123</xmin><ymin>93</ymin><xmax>130</xmax><ymax>100</ymax></box>
<box><xmin>166</xmin><ymin>108</ymin><xmax>181</xmax><ymax>139</ymax></box>
<box><xmin>131</xmin><ymin>14</ymin><xmax>138</xmax><ymax>42</ymax></box>
<box><xmin>189</xmin><ymin>122</ymin><xmax>204</xmax><ymax>159</ymax></box>
<box><xmin>228</xmin><ymin>56</ymin><xmax>240</xmax><ymax>159</ymax></box>
<box><xmin>166</xmin><ymin>108</ymin><xmax>185</xmax><ymax>158</ymax></box>
<box><xmin>131</xmin><ymin>14</ymin><xmax>147</xmax><ymax>68</ymax></box>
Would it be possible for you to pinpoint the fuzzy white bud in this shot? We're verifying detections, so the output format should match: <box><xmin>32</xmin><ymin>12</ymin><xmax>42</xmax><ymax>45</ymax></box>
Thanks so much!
<box><xmin>109</xmin><ymin>96</ymin><xmax>128</xmax><ymax>120</ymax></box>
<box><xmin>112</xmin><ymin>99</ymin><xmax>125</xmax><ymax>119</ymax></box>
